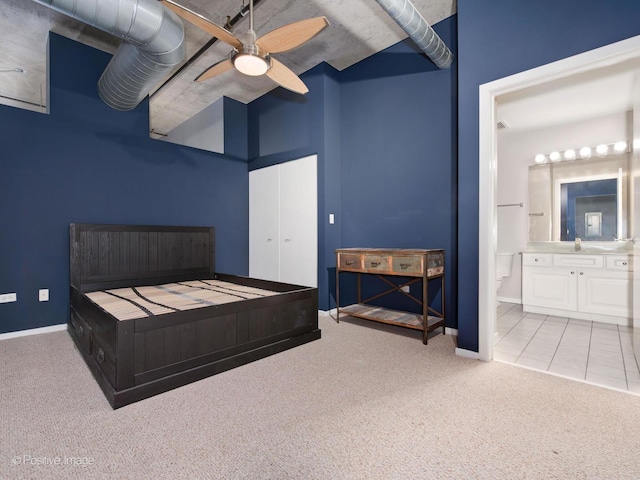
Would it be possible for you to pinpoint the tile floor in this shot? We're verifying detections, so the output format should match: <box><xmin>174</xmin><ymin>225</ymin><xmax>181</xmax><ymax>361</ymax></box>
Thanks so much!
<box><xmin>495</xmin><ymin>302</ymin><xmax>640</xmax><ymax>394</ymax></box>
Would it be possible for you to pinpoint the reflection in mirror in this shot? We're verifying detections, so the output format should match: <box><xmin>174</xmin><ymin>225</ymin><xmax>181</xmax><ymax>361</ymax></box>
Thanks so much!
<box><xmin>560</xmin><ymin>179</ymin><xmax>616</xmax><ymax>240</ymax></box>
<box><xmin>528</xmin><ymin>152</ymin><xmax>631</xmax><ymax>242</ymax></box>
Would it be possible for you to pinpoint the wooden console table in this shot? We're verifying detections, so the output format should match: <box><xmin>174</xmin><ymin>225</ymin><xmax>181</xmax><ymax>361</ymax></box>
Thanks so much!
<box><xmin>335</xmin><ymin>248</ymin><xmax>445</xmax><ymax>345</ymax></box>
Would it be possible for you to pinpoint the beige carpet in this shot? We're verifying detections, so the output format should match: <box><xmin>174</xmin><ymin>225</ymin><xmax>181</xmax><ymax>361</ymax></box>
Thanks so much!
<box><xmin>2</xmin><ymin>314</ymin><xmax>640</xmax><ymax>479</ymax></box>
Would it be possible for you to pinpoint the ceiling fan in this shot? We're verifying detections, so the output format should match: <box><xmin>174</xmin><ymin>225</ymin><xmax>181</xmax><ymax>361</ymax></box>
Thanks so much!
<box><xmin>161</xmin><ymin>0</ymin><xmax>330</xmax><ymax>94</ymax></box>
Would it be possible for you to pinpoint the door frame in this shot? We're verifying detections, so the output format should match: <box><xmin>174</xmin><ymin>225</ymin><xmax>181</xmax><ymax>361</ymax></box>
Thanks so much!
<box><xmin>478</xmin><ymin>34</ymin><xmax>640</xmax><ymax>362</ymax></box>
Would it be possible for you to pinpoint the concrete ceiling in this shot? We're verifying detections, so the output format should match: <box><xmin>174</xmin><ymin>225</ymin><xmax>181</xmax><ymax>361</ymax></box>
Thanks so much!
<box><xmin>0</xmin><ymin>0</ymin><xmax>456</xmax><ymax>137</ymax></box>
<box><xmin>497</xmin><ymin>56</ymin><xmax>640</xmax><ymax>132</ymax></box>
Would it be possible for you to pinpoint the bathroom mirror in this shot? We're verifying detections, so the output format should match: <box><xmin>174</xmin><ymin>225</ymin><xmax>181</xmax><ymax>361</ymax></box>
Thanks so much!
<box><xmin>527</xmin><ymin>153</ymin><xmax>631</xmax><ymax>242</ymax></box>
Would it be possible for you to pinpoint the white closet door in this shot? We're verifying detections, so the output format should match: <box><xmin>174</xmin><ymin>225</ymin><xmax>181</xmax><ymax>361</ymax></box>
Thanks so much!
<box><xmin>249</xmin><ymin>164</ymin><xmax>280</xmax><ymax>282</ymax></box>
<box><xmin>279</xmin><ymin>155</ymin><xmax>317</xmax><ymax>287</ymax></box>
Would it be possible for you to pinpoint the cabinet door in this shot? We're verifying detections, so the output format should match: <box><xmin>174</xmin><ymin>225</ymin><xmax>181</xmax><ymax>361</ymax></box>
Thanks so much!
<box><xmin>279</xmin><ymin>155</ymin><xmax>318</xmax><ymax>287</ymax></box>
<box><xmin>522</xmin><ymin>266</ymin><xmax>577</xmax><ymax>311</ymax></box>
<box><xmin>578</xmin><ymin>270</ymin><xmax>631</xmax><ymax>318</ymax></box>
<box><xmin>249</xmin><ymin>165</ymin><xmax>280</xmax><ymax>282</ymax></box>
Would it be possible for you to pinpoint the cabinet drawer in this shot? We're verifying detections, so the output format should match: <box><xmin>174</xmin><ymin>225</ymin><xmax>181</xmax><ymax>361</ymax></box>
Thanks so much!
<box><xmin>91</xmin><ymin>336</ymin><xmax>116</xmax><ymax>387</ymax></box>
<box><xmin>363</xmin><ymin>255</ymin><xmax>389</xmax><ymax>272</ymax></box>
<box><xmin>339</xmin><ymin>253</ymin><xmax>362</xmax><ymax>270</ymax></box>
<box><xmin>606</xmin><ymin>255</ymin><xmax>632</xmax><ymax>271</ymax></box>
<box><xmin>391</xmin><ymin>255</ymin><xmax>423</xmax><ymax>274</ymax></box>
<box><xmin>522</xmin><ymin>253</ymin><xmax>553</xmax><ymax>267</ymax></box>
<box><xmin>70</xmin><ymin>308</ymin><xmax>92</xmax><ymax>354</ymax></box>
<box><xmin>553</xmin><ymin>254</ymin><xmax>603</xmax><ymax>269</ymax></box>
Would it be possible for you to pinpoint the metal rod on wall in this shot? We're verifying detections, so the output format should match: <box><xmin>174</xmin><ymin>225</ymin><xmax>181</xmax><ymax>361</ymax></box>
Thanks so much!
<box><xmin>497</xmin><ymin>202</ymin><xmax>523</xmax><ymax>208</ymax></box>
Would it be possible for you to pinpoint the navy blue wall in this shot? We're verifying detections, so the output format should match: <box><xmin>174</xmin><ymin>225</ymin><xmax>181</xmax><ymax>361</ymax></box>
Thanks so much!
<box><xmin>223</xmin><ymin>97</ymin><xmax>249</xmax><ymax>161</ymax></box>
<box><xmin>457</xmin><ymin>0</ymin><xmax>640</xmax><ymax>351</ymax></box>
<box><xmin>248</xmin><ymin>63</ymin><xmax>340</xmax><ymax>311</ymax></box>
<box><xmin>0</xmin><ymin>34</ymin><xmax>249</xmax><ymax>334</ymax></box>
<box><xmin>339</xmin><ymin>18</ymin><xmax>457</xmax><ymax>323</ymax></box>
<box><xmin>248</xmin><ymin>16</ymin><xmax>458</xmax><ymax>324</ymax></box>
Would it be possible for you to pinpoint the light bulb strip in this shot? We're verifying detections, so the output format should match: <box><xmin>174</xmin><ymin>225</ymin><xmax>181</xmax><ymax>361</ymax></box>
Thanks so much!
<box><xmin>534</xmin><ymin>140</ymin><xmax>631</xmax><ymax>164</ymax></box>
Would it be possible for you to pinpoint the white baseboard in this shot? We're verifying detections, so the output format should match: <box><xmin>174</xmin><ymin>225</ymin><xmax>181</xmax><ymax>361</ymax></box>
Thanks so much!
<box><xmin>497</xmin><ymin>296</ymin><xmax>521</xmax><ymax>304</ymax></box>
<box><xmin>455</xmin><ymin>347</ymin><xmax>480</xmax><ymax>360</ymax></box>
<box><xmin>445</xmin><ymin>327</ymin><xmax>457</xmax><ymax>336</ymax></box>
<box><xmin>0</xmin><ymin>323</ymin><xmax>67</xmax><ymax>341</ymax></box>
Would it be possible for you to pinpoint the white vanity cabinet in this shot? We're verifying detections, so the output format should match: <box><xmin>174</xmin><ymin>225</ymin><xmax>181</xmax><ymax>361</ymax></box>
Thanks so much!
<box><xmin>522</xmin><ymin>253</ymin><xmax>632</xmax><ymax>325</ymax></box>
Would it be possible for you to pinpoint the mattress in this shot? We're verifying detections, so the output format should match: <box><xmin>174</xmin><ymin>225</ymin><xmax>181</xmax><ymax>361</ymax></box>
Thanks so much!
<box><xmin>85</xmin><ymin>279</ymin><xmax>279</xmax><ymax>321</ymax></box>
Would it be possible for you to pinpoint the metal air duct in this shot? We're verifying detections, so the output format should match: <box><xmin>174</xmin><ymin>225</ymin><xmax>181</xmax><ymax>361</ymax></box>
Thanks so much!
<box><xmin>33</xmin><ymin>0</ymin><xmax>185</xmax><ymax>110</ymax></box>
<box><xmin>374</xmin><ymin>0</ymin><xmax>453</xmax><ymax>69</ymax></box>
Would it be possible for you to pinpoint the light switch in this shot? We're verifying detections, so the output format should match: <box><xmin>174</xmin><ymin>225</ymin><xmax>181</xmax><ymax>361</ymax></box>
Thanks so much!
<box><xmin>329</xmin><ymin>214</ymin><xmax>335</xmax><ymax>224</ymax></box>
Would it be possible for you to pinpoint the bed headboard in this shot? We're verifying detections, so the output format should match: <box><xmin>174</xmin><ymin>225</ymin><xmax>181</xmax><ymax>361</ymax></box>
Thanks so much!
<box><xmin>70</xmin><ymin>224</ymin><xmax>215</xmax><ymax>292</ymax></box>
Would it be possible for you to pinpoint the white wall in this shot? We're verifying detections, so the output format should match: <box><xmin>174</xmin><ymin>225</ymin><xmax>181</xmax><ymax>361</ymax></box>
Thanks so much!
<box><xmin>160</xmin><ymin>97</ymin><xmax>224</xmax><ymax>153</ymax></box>
<box><xmin>496</xmin><ymin>111</ymin><xmax>631</xmax><ymax>301</ymax></box>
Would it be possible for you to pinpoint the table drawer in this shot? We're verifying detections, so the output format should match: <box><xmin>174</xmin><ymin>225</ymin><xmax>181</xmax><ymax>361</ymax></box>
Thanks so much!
<box><xmin>363</xmin><ymin>255</ymin><xmax>389</xmax><ymax>272</ymax></box>
<box><xmin>391</xmin><ymin>255</ymin><xmax>423</xmax><ymax>274</ymax></box>
<box><xmin>339</xmin><ymin>253</ymin><xmax>362</xmax><ymax>270</ymax></box>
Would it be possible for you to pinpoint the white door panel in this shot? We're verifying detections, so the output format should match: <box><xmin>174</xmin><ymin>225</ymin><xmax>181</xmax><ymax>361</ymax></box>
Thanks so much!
<box><xmin>249</xmin><ymin>165</ymin><xmax>280</xmax><ymax>282</ymax></box>
<box><xmin>249</xmin><ymin>155</ymin><xmax>317</xmax><ymax>288</ymax></box>
<box><xmin>523</xmin><ymin>267</ymin><xmax>577</xmax><ymax>311</ymax></box>
<box><xmin>578</xmin><ymin>271</ymin><xmax>631</xmax><ymax>317</ymax></box>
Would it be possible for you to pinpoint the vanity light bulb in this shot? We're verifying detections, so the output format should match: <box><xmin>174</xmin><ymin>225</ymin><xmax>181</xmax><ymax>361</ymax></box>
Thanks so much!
<box><xmin>596</xmin><ymin>144</ymin><xmax>608</xmax><ymax>156</ymax></box>
<box><xmin>579</xmin><ymin>147</ymin><xmax>591</xmax><ymax>159</ymax></box>
<box><xmin>564</xmin><ymin>149</ymin><xmax>576</xmax><ymax>160</ymax></box>
<box><xmin>614</xmin><ymin>141</ymin><xmax>627</xmax><ymax>153</ymax></box>
<box><xmin>549</xmin><ymin>151</ymin><xmax>561</xmax><ymax>162</ymax></box>
<box><xmin>534</xmin><ymin>154</ymin><xmax>546</xmax><ymax>164</ymax></box>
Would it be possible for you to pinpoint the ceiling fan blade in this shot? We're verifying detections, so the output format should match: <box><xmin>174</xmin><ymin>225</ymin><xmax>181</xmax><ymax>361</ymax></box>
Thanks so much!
<box><xmin>195</xmin><ymin>58</ymin><xmax>234</xmax><ymax>82</ymax></box>
<box><xmin>266</xmin><ymin>58</ymin><xmax>309</xmax><ymax>94</ymax></box>
<box><xmin>160</xmin><ymin>0</ymin><xmax>243</xmax><ymax>50</ymax></box>
<box><xmin>256</xmin><ymin>17</ymin><xmax>330</xmax><ymax>54</ymax></box>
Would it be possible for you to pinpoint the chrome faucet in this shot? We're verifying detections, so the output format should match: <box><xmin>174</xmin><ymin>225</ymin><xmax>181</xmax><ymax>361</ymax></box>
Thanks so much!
<box><xmin>575</xmin><ymin>238</ymin><xmax>581</xmax><ymax>252</ymax></box>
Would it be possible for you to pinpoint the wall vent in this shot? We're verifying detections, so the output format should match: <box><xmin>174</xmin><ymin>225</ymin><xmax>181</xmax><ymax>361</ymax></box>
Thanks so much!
<box><xmin>497</xmin><ymin>120</ymin><xmax>509</xmax><ymax>129</ymax></box>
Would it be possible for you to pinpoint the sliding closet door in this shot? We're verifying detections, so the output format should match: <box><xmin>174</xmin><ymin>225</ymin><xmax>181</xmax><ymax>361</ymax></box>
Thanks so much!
<box><xmin>249</xmin><ymin>155</ymin><xmax>317</xmax><ymax>287</ymax></box>
<box><xmin>279</xmin><ymin>155</ymin><xmax>317</xmax><ymax>287</ymax></box>
<box><xmin>249</xmin><ymin>164</ymin><xmax>280</xmax><ymax>282</ymax></box>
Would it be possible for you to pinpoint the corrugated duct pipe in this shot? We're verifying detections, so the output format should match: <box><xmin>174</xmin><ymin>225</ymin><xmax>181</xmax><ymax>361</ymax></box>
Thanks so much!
<box><xmin>33</xmin><ymin>0</ymin><xmax>185</xmax><ymax>110</ymax></box>
<box><xmin>373</xmin><ymin>0</ymin><xmax>453</xmax><ymax>69</ymax></box>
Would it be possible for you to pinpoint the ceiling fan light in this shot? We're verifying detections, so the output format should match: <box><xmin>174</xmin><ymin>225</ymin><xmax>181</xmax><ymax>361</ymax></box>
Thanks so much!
<box><xmin>233</xmin><ymin>53</ymin><xmax>269</xmax><ymax>76</ymax></box>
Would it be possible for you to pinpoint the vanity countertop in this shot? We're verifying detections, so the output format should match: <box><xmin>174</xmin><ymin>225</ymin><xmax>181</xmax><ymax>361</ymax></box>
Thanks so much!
<box><xmin>523</xmin><ymin>240</ymin><xmax>636</xmax><ymax>255</ymax></box>
<box><xmin>523</xmin><ymin>250</ymin><xmax>633</xmax><ymax>255</ymax></box>
<box><xmin>523</xmin><ymin>245</ymin><xmax>633</xmax><ymax>255</ymax></box>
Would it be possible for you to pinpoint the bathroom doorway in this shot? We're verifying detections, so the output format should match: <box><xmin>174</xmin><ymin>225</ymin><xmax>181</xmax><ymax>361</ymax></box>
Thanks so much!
<box><xmin>478</xmin><ymin>34</ymin><xmax>640</xmax><ymax>366</ymax></box>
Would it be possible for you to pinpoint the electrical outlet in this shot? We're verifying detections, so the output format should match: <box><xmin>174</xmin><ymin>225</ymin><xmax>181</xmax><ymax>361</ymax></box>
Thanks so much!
<box><xmin>400</xmin><ymin>286</ymin><xmax>410</xmax><ymax>293</ymax></box>
<box><xmin>39</xmin><ymin>289</ymin><xmax>49</xmax><ymax>302</ymax></box>
<box><xmin>0</xmin><ymin>293</ymin><xmax>17</xmax><ymax>303</ymax></box>
<box><xmin>329</xmin><ymin>213</ymin><xmax>335</xmax><ymax>224</ymax></box>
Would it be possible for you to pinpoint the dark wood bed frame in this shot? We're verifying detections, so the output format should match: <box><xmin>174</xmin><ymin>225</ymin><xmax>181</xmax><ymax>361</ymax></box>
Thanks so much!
<box><xmin>69</xmin><ymin>223</ymin><xmax>320</xmax><ymax>408</ymax></box>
